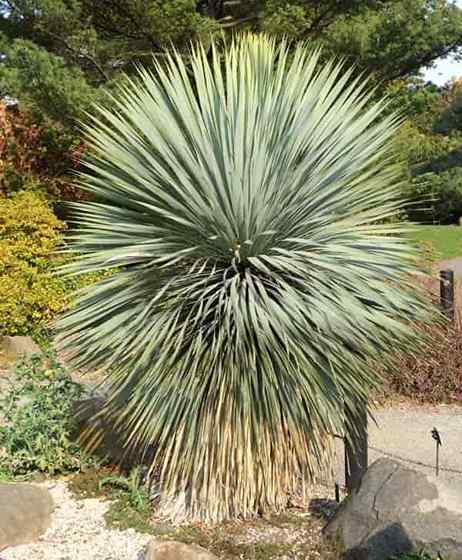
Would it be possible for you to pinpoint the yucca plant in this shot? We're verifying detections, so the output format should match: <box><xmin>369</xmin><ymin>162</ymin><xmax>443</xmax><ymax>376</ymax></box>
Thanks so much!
<box><xmin>57</xmin><ymin>35</ymin><xmax>430</xmax><ymax>522</ymax></box>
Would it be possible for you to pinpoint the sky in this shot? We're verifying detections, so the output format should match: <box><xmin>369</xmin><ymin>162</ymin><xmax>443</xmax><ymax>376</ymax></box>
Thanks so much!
<box><xmin>425</xmin><ymin>53</ymin><xmax>462</xmax><ymax>86</ymax></box>
<box><xmin>424</xmin><ymin>0</ymin><xmax>462</xmax><ymax>84</ymax></box>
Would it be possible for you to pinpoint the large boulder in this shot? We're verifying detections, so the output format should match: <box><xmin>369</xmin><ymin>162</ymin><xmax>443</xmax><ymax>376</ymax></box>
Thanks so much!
<box><xmin>0</xmin><ymin>483</ymin><xmax>54</xmax><ymax>550</ymax></box>
<box><xmin>73</xmin><ymin>396</ymin><xmax>155</xmax><ymax>468</ymax></box>
<box><xmin>73</xmin><ymin>396</ymin><xmax>126</xmax><ymax>464</ymax></box>
<box><xmin>324</xmin><ymin>458</ymin><xmax>462</xmax><ymax>560</ymax></box>
<box><xmin>145</xmin><ymin>540</ymin><xmax>218</xmax><ymax>560</ymax></box>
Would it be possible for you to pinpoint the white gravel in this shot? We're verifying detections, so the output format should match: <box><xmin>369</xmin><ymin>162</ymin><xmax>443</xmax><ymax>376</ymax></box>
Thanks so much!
<box><xmin>2</xmin><ymin>481</ymin><xmax>151</xmax><ymax>560</ymax></box>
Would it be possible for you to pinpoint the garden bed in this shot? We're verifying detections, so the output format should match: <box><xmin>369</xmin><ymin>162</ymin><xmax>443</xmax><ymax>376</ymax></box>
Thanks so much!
<box><xmin>2</xmin><ymin>476</ymin><xmax>340</xmax><ymax>560</ymax></box>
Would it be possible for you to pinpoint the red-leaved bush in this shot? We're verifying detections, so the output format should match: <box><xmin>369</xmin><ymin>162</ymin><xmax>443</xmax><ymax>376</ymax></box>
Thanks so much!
<box><xmin>0</xmin><ymin>102</ymin><xmax>87</xmax><ymax>201</ymax></box>
<box><xmin>383</xmin><ymin>264</ymin><xmax>462</xmax><ymax>405</ymax></box>
<box><xmin>385</xmin><ymin>321</ymin><xmax>462</xmax><ymax>404</ymax></box>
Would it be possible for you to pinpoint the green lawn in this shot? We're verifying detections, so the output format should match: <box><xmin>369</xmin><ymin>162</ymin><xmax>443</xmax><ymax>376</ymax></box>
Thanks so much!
<box><xmin>410</xmin><ymin>225</ymin><xmax>462</xmax><ymax>261</ymax></box>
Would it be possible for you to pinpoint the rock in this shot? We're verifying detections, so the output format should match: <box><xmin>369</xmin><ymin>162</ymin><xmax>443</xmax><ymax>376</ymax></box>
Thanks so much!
<box><xmin>145</xmin><ymin>540</ymin><xmax>218</xmax><ymax>560</ymax></box>
<box><xmin>73</xmin><ymin>396</ymin><xmax>126</xmax><ymax>463</ymax></box>
<box><xmin>0</xmin><ymin>483</ymin><xmax>54</xmax><ymax>550</ymax></box>
<box><xmin>1</xmin><ymin>336</ymin><xmax>41</xmax><ymax>359</ymax></box>
<box><xmin>73</xmin><ymin>396</ymin><xmax>154</xmax><ymax>468</ymax></box>
<box><xmin>324</xmin><ymin>458</ymin><xmax>462</xmax><ymax>560</ymax></box>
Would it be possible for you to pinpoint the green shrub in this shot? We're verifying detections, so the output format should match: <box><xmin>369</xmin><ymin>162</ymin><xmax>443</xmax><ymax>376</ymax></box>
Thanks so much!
<box><xmin>405</xmin><ymin>169</ymin><xmax>462</xmax><ymax>224</ymax></box>
<box><xmin>0</xmin><ymin>352</ymin><xmax>94</xmax><ymax>476</ymax></box>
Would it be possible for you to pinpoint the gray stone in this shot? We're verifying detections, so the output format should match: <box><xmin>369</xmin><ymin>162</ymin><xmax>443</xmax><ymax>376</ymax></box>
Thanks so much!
<box><xmin>324</xmin><ymin>458</ymin><xmax>462</xmax><ymax>560</ymax></box>
<box><xmin>1</xmin><ymin>336</ymin><xmax>41</xmax><ymax>359</ymax></box>
<box><xmin>73</xmin><ymin>396</ymin><xmax>126</xmax><ymax>463</ymax></box>
<box><xmin>73</xmin><ymin>396</ymin><xmax>153</xmax><ymax>468</ymax></box>
<box><xmin>145</xmin><ymin>540</ymin><xmax>218</xmax><ymax>560</ymax></box>
<box><xmin>0</xmin><ymin>483</ymin><xmax>54</xmax><ymax>550</ymax></box>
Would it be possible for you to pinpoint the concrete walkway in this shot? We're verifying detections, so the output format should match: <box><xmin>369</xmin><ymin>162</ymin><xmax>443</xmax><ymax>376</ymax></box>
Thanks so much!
<box><xmin>334</xmin><ymin>404</ymin><xmax>462</xmax><ymax>486</ymax></box>
<box><xmin>438</xmin><ymin>257</ymin><xmax>462</xmax><ymax>278</ymax></box>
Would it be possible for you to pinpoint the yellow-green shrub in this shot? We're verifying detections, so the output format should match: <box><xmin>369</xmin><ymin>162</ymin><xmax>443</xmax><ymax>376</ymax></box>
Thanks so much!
<box><xmin>0</xmin><ymin>190</ymin><xmax>103</xmax><ymax>340</ymax></box>
<box><xmin>0</xmin><ymin>191</ymin><xmax>65</xmax><ymax>337</ymax></box>
<box><xmin>0</xmin><ymin>188</ymin><xmax>63</xmax><ymax>261</ymax></box>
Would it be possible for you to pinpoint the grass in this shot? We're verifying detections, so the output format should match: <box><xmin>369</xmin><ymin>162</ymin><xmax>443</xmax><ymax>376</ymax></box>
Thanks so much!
<box><xmin>410</xmin><ymin>225</ymin><xmax>462</xmax><ymax>260</ymax></box>
<box><xmin>0</xmin><ymin>469</ymin><xmax>13</xmax><ymax>482</ymax></box>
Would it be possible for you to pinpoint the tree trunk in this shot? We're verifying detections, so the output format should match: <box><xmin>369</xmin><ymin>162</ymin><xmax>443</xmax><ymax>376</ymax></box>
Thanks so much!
<box><xmin>345</xmin><ymin>397</ymin><xmax>368</xmax><ymax>492</ymax></box>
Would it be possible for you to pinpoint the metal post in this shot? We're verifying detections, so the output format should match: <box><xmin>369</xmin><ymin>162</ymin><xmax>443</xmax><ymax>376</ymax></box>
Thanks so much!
<box><xmin>440</xmin><ymin>270</ymin><xmax>455</xmax><ymax>321</ymax></box>
<box><xmin>344</xmin><ymin>397</ymin><xmax>368</xmax><ymax>493</ymax></box>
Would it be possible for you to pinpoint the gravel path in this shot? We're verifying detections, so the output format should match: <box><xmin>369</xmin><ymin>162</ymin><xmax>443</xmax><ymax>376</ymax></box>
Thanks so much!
<box><xmin>2</xmin><ymin>481</ymin><xmax>150</xmax><ymax>560</ymax></box>
<box><xmin>334</xmin><ymin>404</ymin><xmax>462</xmax><ymax>485</ymax></box>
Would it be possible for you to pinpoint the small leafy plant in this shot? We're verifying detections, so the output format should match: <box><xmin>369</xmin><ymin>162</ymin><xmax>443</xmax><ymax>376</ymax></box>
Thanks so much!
<box><xmin>99</xmin><ymin>467</ymin><xmax>150</xmax><ymax>513</ymax></box>
<box><xmin>68</xmin><ymin>466</ymin><xmax>155</xmax><ymax>533</ymax></box>
<box><xmin>0</xmin><ymin>351</ymin><xmax>94</xmax><ymax>476</ymax></box>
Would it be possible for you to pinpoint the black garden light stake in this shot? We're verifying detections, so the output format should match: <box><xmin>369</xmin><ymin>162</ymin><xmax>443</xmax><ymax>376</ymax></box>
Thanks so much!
<box><xmin>431</xmin><ymin>427</ymin><xmax>442</xmax><ymax>476</ymax></box>
<box><xmin>335</xmin><ymin>482</ymin><xmax>340</xmax><ymax>503</ymax></box>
